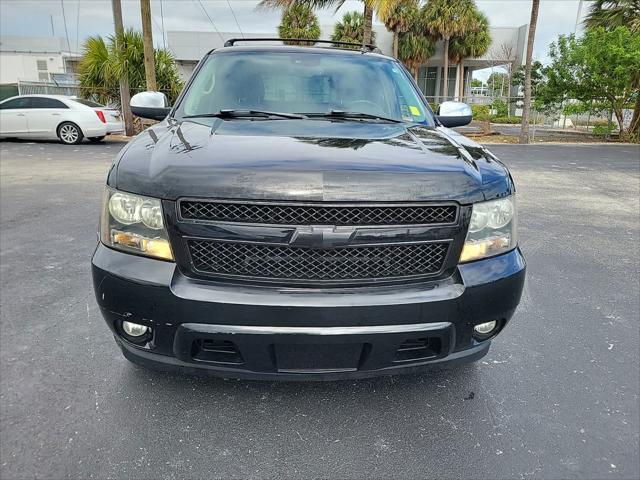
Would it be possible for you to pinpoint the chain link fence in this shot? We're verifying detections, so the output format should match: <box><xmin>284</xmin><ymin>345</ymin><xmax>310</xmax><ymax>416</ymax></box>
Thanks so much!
<box><xmin>17</xmin><ymin>80</ymin><xmax>80</xmax><ymax>98</ymax></box>
<box><xmin>425</xmin><ymin>94</ymin><xmax>632</xmax><ymax>140</ymax></box>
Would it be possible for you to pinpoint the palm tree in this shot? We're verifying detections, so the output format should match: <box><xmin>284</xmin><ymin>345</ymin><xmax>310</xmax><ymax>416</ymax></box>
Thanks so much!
<box><xmin>331</xmin><ymin>11</ymin><xmax>376</xmax><ymax>47</ymax></box>
<box><xmin>448</xmin><ymin>10</ymin><xmax>491</xmax><ymax>99</ymax></box>
<box><xmin>421</xmin><ymin>0</ymin><xmax>478</xmax><ymax>101</ymax></box>
<box><xmin>77</xmin><ymin>36</ymin><xmax>115</xmax><ymax>105</ymax></box>
<box><xmin>382</xmin><ymin>0</ymin><xmax>419</xmax><ymax>58</ymax></box>
<box><xmin>78</xmin><ymin>29</ymin><xmax>184</xmax><ymax>107</ymax></box>
<box><xmin>260</xmin><ymin>0</ymin><xmax>402</xmax><ymax>46</ymax></box>
<box><xmin>398</xmin><ymin>31</ymin><xmax>436</xmax><ymax>81</ymax></box>
<box><xmin>584</xmin><ymin>0</ymin><xmax>640</xmax><ymax>33</ymax></box>
<box><xmin>278</xmin><ymin>3</ymin><xmax>321</xmax><ymax>45</ymax></box>
<box><xmin>519</xmin><ymin>0</ymin><xmax>541</xmax><ymax>144</ymax></box>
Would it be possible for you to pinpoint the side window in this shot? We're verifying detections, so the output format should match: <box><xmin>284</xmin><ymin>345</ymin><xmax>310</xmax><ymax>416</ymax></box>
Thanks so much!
<box><xmin>30</xmin><ymin>97</ymin><xmax>68</xmax><ymax>109</ymax></box>
<box><xmin>0</xmin><ymin>97</ymin><xmax>31</xmax><ymax>110</ymax></box>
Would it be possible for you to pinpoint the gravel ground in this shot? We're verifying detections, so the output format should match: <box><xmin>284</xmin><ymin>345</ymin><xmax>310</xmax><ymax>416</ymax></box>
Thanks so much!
<box><xmin>1</xmin><ymin>139</ymin><xmax>638</xmax><ymax>479</ymax></box>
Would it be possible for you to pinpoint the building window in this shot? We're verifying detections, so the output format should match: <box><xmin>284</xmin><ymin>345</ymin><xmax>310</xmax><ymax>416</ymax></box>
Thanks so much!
<box><xmin>36</xmin><ymin>59</ymin><xmax>49</xmax><ymax>81</ymax></box>
<box><xmin>438</xmin><ymin>66</ymin><xmax>457</xmax><ymax>100</ymax></box>
<box><xmin>424</xmin><ymin>67</ymin><xmax>438</xmax><ymax>100</ymax></box>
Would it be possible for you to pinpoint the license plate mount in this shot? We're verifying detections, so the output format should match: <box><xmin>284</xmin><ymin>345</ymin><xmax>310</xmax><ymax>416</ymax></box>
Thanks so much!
<box><xmin>274</xmin><ymin>343</ymin><xmax>363</xmax><ymax>373</ymax></box>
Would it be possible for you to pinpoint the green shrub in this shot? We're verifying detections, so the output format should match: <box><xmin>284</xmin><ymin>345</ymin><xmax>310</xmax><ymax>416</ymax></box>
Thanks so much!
<box><xmin>491</xmin><ymin>99</ymin><xmax>508</xmax><ymax>117</ymax></box>
<box><xmin>593</xmin><ymin>125</ymin><xmax>616</xmax><ymax>136</ymax></box>
<box><xmin>491</xmin><ymin>116</ymin><xmax>522</xmax><ymax>124</ymax></box>
<box><xmin>471</xmin><ymin>104</ymin><xmax>491</xmax><ymax>120</ymax></box>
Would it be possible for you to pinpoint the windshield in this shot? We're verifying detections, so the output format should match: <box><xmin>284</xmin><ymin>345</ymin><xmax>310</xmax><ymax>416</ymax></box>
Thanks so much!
<box><xmin>174</xmin><ymin>51</ymin><xmax>434</xmax><ymax>125</ymax></box>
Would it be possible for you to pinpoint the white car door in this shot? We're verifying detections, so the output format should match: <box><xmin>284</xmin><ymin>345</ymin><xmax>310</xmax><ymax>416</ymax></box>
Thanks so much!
<box><xmin>0</xmin><ymin>97</ymin><xmax>30</xmax><ymax>135</ymax></box>
<box><xmin>25</xmin><ymin>97</ymin><xmax>69</xmax><ymax>137</ymax></box>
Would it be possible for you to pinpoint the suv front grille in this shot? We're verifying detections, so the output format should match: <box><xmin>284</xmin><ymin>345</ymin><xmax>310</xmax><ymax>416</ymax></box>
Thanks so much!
<box><xmin>187</xmin><ymin>240</ymin><xmax>449</xmax><ymax>283</ymax></box>
<box><xmin>180</xmin><ymin>201</ymin><xmax>457</xmax><ymax>226</ymax></box>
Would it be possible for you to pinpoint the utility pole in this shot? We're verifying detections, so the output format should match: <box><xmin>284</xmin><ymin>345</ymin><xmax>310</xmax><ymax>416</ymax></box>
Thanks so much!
<box><xmin>140</xmin><ymin>0</ymin><xmax>157</xmax><ymax>91</ymax></box>
<box><xmin>111</xmin><ymin>0</ymin><xmax>134</xmax><ymax>136</ymax></box>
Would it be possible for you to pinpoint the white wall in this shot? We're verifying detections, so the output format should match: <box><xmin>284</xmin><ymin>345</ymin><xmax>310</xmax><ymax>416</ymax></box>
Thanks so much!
<box><xmin>0</xmin><ymin>52</ymin><xmax>66</xmax><ymax>84</ymax></box>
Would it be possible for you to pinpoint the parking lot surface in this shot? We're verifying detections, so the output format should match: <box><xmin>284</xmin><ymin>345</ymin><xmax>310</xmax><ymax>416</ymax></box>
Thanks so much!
<box><xmin>1</xmin><ymin>139</ymin><xmax>639</xmax><ymax>479</ymax></box>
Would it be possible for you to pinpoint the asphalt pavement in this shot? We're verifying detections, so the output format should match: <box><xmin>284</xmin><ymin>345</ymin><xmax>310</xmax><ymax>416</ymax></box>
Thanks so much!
<box><xmin>1</xmin><ymin>139</ymin><xmax>638</xmax><ymax>479</ymax></box>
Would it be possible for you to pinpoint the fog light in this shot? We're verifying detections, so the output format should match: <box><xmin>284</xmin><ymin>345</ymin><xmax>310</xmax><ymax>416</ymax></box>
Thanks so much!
<box><xmin>474</xmin><ymin>321</ymin><xmax>497</xmax><ymax>335</ymax></box>
<box><xmin>122</xmin><ymin>321</ymin><xmax>149</xmax><ymax>337</ymax></box>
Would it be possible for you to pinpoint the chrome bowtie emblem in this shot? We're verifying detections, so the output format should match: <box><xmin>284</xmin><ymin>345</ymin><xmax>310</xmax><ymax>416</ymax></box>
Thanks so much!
<box><xmin>290</xmin><ymin>226</ymin><xmax>356</xmax><ymax>249</ymax></box>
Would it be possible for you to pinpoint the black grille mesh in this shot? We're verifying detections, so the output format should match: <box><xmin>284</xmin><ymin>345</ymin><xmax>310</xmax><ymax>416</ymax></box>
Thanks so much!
<box><xmin>188</xmin><ymin>240</ymin><xmax>449</xmax><ymax>282</ymax></box>
<box><xmin>180</xmin><ymin>201</ymin><xmax>457</xmax><ymax>226</ymax></box>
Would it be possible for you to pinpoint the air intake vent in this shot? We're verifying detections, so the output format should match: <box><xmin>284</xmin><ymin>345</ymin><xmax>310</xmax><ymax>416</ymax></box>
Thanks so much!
<box><xmin>188</xmin><ymin>240</ymin><xmax>449</xmax><ymax>284</ymax></box>
<box><xmin>192</xmin><ymin>339</ymin><xmax>244</xmax><ymax>365</ymax></box>
<box><xmin>180</xmin><ymin>201</ymin><xmax>458</xmax><ymax>226</ymax></box>
<box><xmin>393</xmin><ymin>337</ymin><xmax>441</xmax><ymax>362</ymax></box>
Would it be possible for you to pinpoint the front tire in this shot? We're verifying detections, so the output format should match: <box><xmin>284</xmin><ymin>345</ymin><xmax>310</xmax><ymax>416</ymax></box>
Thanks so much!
<box><xmin>57</xmin><ymin>122</ymin><xmax>83</xmax><ymax>145</ymax></box>
<box><xmin>88</xmin><ymin>136</ymin><xmax>106</xmax><ymax>143</ymax></box>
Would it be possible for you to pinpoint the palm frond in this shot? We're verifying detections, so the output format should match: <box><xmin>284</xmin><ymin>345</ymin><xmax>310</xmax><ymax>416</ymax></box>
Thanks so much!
<box><xmin>331</xmin><ymin>10</ymin><xmax>376</xmax><ymax>47</ymax></box>
<box><xmin>584</xmin><ymin>0</ymin><xmax>640</xmax><ymax>33</ymax></box>
<box><xmin>278</xmin><ymin>3</ymin><xmax>321</xmax><ymax>44</ymax></box>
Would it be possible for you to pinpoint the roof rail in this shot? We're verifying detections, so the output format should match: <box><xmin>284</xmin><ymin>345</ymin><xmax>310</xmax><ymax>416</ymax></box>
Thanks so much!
<box><xmin>223</xmin><ymin>38</ymin><xmax>381</xmax><ymax>54</ymax></box>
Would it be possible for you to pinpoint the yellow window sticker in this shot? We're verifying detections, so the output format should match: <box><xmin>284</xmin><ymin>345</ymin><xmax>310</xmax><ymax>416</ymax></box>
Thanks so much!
<box><xmin>409</xmin><ymin>105</ymin><xmax>421</xmax><ymax>117</ymax></box>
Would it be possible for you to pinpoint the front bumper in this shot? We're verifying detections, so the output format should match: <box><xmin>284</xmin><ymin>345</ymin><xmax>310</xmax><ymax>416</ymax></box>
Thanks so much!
<box><xmin>92</xmin><ymin>244</ymin><xmax>525</xmax><ymax>380</ymax></box>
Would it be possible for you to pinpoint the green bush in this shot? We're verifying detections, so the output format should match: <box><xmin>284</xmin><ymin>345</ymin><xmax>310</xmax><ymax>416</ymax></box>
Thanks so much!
<box><xmin>471</xmin><ymin>104</ymin><xmax>491</xmax><ymax>120</ymax></box>
<box><xmin>491</xmin><ymin>116</ymin><xmax>522</xmax><ymax>124</ymax></box>
<box><xmin>592</xmin><ymin>124</ymin><xmax>616</xmax><ymax>136</ymax></box>
<box><xmin>491</xmin><ymin>99</ymin><xmax>508</xmax><ymax>117</ymax></box>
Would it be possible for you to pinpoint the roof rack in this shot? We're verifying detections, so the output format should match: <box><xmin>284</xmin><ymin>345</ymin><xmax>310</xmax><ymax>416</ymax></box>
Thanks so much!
<box><xmin>223</xmin><ymin>38</ymin><xmax>381</xmax><ymax>54</ymax></box>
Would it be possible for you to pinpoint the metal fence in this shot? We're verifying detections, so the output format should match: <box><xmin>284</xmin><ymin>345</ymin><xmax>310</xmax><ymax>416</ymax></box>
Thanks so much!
<box><xmin>17</xmin><ymin>80</ymin><xmax>79</xmax><ymax>97</ymax></box>
<box><xmin>424</xmin><ymin>94</ymin><xmax>627</xmax><ymax>139</ymax></box>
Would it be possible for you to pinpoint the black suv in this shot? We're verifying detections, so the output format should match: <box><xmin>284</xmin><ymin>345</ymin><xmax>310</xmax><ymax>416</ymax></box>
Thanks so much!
<box><xmin>92</xmin><ymin>40</ymin><xmax>525</xmax><ymax>380</ymax></box>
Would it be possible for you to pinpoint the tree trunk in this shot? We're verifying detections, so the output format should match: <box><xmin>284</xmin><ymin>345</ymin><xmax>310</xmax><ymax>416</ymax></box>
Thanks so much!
<box><xmin>443</xmin><ymin>37</ymin><xmax>450</xmax><ymax>101</ymax></box>
<box><xmin>392</xmin><ymin>31</ymin><xmax>398</xmax><ymax>58</ymax></box>
<box><xmin>140</xmin><ymin>0</ymin><xmax>157</xmax><ymax>91</ymax></box>
<box><xmin>363</xmin><ymin>3</ymin><xmax>373</xmax><ymax>47</ymax></box>
<box><xmin>111</xmin><ymin>0</ymin><xmax>134</xmax><ymax>136</ymax></box>
<box><xmin>630</xmin><ymin>94</ymin><xmax>640</xmax><ymax>138</ymax></box>
<box><xmin>520</xmin><ymin>0</ymin><xmax>540</xmax><ymax>144</ymax></box>
<box><xmin>613</xmin><ymin>104</ymin><xmax>626</xmax><ymax>141</ymax></box>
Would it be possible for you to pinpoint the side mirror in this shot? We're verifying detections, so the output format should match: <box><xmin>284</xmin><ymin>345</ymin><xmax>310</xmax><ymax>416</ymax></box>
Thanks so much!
<box><xmin>130</xmin><ymin>91</ymin><xmax>171</xmax><ymax>121</ymax></box>
<box><xmin>436</xmin><ymin>101</ymin><xmax>472</xmax><ymax>128</ymax></box>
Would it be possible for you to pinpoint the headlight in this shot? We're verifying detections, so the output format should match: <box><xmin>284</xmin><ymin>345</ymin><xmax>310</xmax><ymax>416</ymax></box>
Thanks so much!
<box><xmin>460</xmin><ymin>196</ymin><xmax>517</xmax><ymax>263</ymax></box>
<box><xmin>100</xmin><ymin>188</ymin><xmax>173</xmax><ymax>261</ymax></box>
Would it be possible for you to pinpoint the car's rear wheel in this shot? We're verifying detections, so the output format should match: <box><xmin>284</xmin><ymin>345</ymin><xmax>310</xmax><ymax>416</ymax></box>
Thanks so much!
<box><xmin>88</xmin><ymin>136</ymin><xmax>106</xmax><ymax>143</ymax></box>
<box><xmin>57</xmin><ymin>122</ymin><xmax>83</xmax><ymax>145</ymax></box>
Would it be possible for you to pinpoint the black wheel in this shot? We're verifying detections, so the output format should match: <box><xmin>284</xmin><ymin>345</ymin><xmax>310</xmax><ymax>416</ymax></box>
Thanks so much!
<box><xmin>88</xmin><ymin>136</ymin><xmax>106</xmax><ymax>143</ymax></box>
<box><xmin>57</xmin><ymin>122</ymin><xmax>84</xmax><ymax>145</ymax></box>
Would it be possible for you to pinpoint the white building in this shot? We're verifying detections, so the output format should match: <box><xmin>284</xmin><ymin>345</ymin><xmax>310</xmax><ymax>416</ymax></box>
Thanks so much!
<box><xmin>0</xmin><ymin>36</ymin><xmax>80</xmax><ymax>84</ymax></box>
<box><xmin>166</xmin><ymin>23</ymin><xmax>528</xmax><ymax>101</ymax></box>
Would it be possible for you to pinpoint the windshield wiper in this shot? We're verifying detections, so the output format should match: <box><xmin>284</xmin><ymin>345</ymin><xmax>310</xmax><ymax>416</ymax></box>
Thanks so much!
<box><xmin>304</xmin><ymin>110</ymin><xmax>404</xmax><ymax>124</ymax></box>
<box><xmin>182</xmin><ymin>109</ymin><xmax>306</xmax><ymax>120</ymax></box>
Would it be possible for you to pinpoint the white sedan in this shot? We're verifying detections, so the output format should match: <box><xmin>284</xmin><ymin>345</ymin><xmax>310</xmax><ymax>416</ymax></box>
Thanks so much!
<box><xmin>70</xmin><ymin>97</ymin><xmax>124</xmax><ymax>135</ymax></box>
<box><xmin>0</xmin><ymin>94</ymin><xmax>108</xmax><ymax>144</ymax></box>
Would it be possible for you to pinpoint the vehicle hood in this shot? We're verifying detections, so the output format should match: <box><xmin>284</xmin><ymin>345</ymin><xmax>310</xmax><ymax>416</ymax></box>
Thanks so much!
<box><xmin>111</xmin><ymin>119</ymin><xmax>513</xmax><ymax>203</ymax></box>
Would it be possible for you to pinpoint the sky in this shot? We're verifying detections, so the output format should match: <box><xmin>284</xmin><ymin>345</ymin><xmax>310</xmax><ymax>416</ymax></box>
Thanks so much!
<box><xmin>0</xmin><ymin>0</ymin><xmax>592</xmax><ymax>80</ymax></box>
